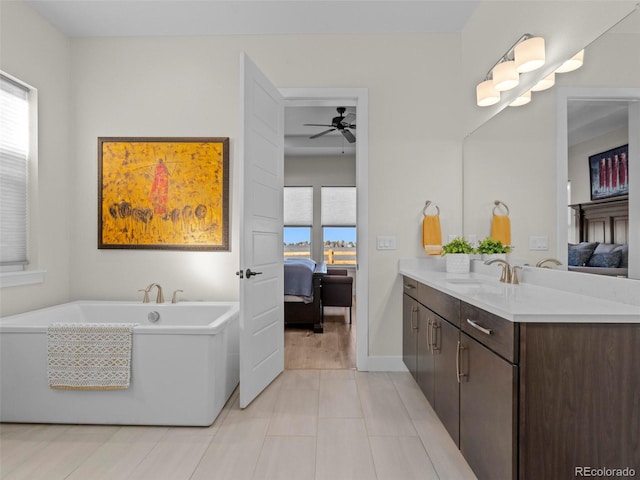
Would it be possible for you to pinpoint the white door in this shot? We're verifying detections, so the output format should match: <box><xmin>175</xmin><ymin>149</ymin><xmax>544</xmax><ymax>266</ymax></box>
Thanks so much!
<box><xmin>238</xmin><ymin>53</ymin><xmax>285</xmax><ymax>408</ymax></box>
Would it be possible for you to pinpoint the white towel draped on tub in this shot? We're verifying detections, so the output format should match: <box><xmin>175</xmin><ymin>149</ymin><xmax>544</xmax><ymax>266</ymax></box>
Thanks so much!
<box><xmin>47</xmin><ymin>323</ymin><xmax>136</xmax><ymax>390</ymax></box>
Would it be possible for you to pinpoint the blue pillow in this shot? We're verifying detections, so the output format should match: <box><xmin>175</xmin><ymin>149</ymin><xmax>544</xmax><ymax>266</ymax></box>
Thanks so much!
<box><xmin>568</xmin><ymin>249</ymin><xmax>592</xmax><ymax>266</ymax></box>
<box><xmin>587</xmin><ymin>251</ymin><xmax>622</xmax><ymax>268</ymax></box>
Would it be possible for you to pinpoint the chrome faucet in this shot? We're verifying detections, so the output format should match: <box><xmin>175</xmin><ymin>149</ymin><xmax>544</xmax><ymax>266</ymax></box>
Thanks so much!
<box><xmin>143</xmin><ymin>283</ymin><xmax>164</xmax><ymax>303</ymax></box>
<box><xmin>535</xmin><ymin>258</ymin><xmax>562</xmax><ymax>268</ymax></box>
<box><xmin>485</xmin><ymin>258</ymin><xmax>512</xmax><ymax>283</ymax></box>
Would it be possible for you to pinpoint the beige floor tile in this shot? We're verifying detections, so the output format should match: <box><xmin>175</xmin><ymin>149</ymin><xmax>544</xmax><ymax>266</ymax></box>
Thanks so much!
<box><xmin>318</xmin><ymin>373</ymin><xmax>363</xmax><ymax>418</ymax></box>
<box><xmin>277</xmin><ymin>369</ymin><xmax>320</xmax><ymax>390</ymax></box>
<box><xmin>413</xmin><ymin>418</ymin><xmax>478</xmax><ymax>480</ymax></box>
<box><xmin>65</xmin><ymin>426</ymin><xmax>168</xmax><ymax>480</ymax></box>
<box><xmin>356</xmin><ymin>372</ymin><xmax>417</xmax><ymax>436</ymax></box>
<box><xmin>190</xmin><ymin>416</ymin><xmax>270</xmax><ymax>480</ymax></box>
<box><xmin>389</xmin><ymin>371</ymin><xmax>439</xmax><ymax>421</ymax></box>
<box><xmin>370</xmin><ymin>436</ymin><xmax>439</xmax><ymax>480</ymax></box>
<box><xmin>252</xmin><ymin>436</ymin><xmax>315</xmax><ymax>480</ymax></box>
<box><xmin>125</xmin><ymin>430</ymin><xmax>212</xmax><ymax>480</ymax></box>
<box><xmin>315</xmin><ymin>418</ymin><xmax>377</xmax><ymax>480</ymax></box>
<box><xmin>226</xmin><ymin>376</ymin><xmax>282</xmax><ymax>420</ymax></box>
<box><xmin>267</xmin><ymin>388</ymin><xmax>319</xmax><ymax>436</ymax></box>
<box><xmin>2</xmin><ymin>425</ymin><xmax>118</xmax><ymax>480</ymax></box>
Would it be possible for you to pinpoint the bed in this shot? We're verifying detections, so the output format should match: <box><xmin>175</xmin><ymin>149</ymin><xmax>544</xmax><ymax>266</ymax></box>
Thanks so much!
<box><xmin>284</xmin><ymin>259</ymin><xmax>327</xmax><ymax>333</ymax></box>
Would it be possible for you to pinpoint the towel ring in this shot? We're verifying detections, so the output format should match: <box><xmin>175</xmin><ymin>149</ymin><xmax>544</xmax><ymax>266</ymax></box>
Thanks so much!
<box><xmin>423</xmin><ymin>200</ymin><xmax>440</xmax><ymax>216</ymax></box>
<box><xmin>492</xmin><ymin>200</ymin><xmax>510</xmax><ymax>216</ymax></box>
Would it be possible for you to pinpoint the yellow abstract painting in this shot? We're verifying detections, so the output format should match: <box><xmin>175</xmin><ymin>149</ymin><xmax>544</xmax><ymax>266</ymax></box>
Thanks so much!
<box><xmin>98</xmin><ymin>137</ymin><xmax>229</xmax><ymax>250</ymax></box>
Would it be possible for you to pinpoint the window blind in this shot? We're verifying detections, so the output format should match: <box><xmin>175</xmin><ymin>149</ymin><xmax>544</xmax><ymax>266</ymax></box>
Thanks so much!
<box><xmin>321</xmin><ymin>187</ymin><xmax>356</xmax><ymax>226</ymax></box>
<box><xmin>0</xmin><ymin>74</ymin><xmax>29</xmax><ymax>266</ymax></box>
<box><xmin>284</xmin><ymin>186</ymin><xmax>313</xmax><ymax>226</ymax></box>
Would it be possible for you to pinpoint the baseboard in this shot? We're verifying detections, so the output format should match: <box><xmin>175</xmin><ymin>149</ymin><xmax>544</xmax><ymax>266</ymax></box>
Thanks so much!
<box><xmin>361</xmin><ymin>355</ymin><xmax>408</xmax><ymax>372</ymax></box>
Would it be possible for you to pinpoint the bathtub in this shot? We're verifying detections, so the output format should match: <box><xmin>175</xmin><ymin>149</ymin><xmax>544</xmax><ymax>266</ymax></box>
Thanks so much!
<box><xmin>0</xmin><ymin>301</ymin><xmax>239</xmax><ymax>426</ymax></box>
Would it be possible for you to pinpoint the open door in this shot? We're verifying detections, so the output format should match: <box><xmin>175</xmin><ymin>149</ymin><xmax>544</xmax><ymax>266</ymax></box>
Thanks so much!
<box><xmin>238</xmin><ymin>53</ymin><xmax>285</xmax><ymax>408</ymax></box>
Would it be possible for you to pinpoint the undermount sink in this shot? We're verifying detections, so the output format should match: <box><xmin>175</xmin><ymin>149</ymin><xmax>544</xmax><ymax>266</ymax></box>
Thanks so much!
<box><xmin>446</xmin><ymin>278</ymin><xmax>483</xmax><ymax>285</ymax></box>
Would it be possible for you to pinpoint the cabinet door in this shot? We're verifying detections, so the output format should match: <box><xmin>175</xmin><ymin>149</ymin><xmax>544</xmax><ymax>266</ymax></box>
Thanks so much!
<box><xmin>433</xmin><ymin>316</ymin><xmax>460</xmax><ymax>446</ymax></box>
<box><xmin>402</xmin><ymin>294</ymin><xmax>419</xmax><ymax>378</ymax></box>
<box><xmin>459</xmin><ymin>333</ymin><xmax>517</xmax><ymax>480</ymax></box>
<box><xmin>416</xmin><ymin>305</ymin><xmax>435</xmax><ymax>404</ymax></box>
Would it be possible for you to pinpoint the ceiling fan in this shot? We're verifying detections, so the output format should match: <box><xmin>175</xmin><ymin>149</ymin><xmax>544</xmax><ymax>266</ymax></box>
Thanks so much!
<box><xmin>304</xmin><ymin>107</ymin><xmax>356</xmax><ymax>143</ymax></box>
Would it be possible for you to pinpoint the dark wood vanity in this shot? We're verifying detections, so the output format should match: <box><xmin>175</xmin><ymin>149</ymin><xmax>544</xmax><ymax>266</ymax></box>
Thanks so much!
<box><xmin>403</xmin><ymin>275</ymin><xmax>640</xmax><ymax>480</ymax></box>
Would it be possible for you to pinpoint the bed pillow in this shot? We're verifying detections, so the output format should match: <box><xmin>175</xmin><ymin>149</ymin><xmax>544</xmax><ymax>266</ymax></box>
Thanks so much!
<box><xmin>593</xmin><ymin>243</ymin><xmax>628</xmax><ymax>268</ymax></box>
<box><xmin>568</xmin><ymin>248</ymin><xmax>593</xmax><ymax>266</ymax></box>
<box><xmin>587</xmin><ymin>250</ymin><xmax>623</xmax><ymax>268</ymax></box>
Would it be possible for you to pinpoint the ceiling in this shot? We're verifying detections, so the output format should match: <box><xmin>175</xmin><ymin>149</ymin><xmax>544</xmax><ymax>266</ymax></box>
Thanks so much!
<box><xmin>285</xmin><ymin>106</ymin><xmax>357</xmax><ymax>157</ymax></box>
<box><xmin>567</xmin><ymin>101</ymin><xmax>630</xmax><ymax>148</ymax></box>
<box><xmin>25</xmin><ymin>0</ymin><xmax>480</xmax><ymax>37</ymax></box>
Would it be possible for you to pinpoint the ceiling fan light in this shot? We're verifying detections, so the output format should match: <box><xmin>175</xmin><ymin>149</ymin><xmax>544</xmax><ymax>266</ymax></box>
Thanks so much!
<box><xmin>493</xmin><ymin>61</ymin><xmax>519</xmax><ymax>91</ymax></box>
<box><xmin>476</xmin><ymin>80</ymin><xmax>500</xmax><ymax>107</ymax></box>
<box><xmin>531</xmin><ymin>72</ymin><xmax>555</xmax><ymax>91</ymax></box>
<box><xmin>515</xmin><ymin>36</ymin><xmax>545</xmax><ymax>73</ymax></box>
<box><xmin>556</xmin><ymin>49</ymin><xmax>584</xmax><ymax>73</ymax></box>
<box><xmin>509</xmin><ymin>90</ymin><xmax>532</xmax><ymax>107</ymax></box>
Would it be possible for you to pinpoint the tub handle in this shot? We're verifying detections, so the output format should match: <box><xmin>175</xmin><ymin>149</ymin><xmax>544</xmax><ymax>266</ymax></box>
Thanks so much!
<box><xmin>147</xmin><ymin>311</ymin><xmax>160</xmax><ymax>323</ymax></box>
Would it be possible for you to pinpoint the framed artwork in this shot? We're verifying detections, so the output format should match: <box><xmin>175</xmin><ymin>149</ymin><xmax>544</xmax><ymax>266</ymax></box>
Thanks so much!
<box><xmin>98</xmin><ymin>137</ymin><xmax>229</xmax><ymax>250</ymax></box>
<box><xmin>589</xmin><ymin>144</ymin><xmax>629</xmax><ymax>201</ymax></box>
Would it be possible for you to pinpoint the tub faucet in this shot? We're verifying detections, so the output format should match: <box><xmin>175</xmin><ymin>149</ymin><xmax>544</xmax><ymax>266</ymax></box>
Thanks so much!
<box><xmin>144</xmin><ymin>283</ymin><xmax>164</xmax><ymax>303</ymax></box>
<box><xmin>536</xmin><ymin>258</ymin><xmax>562</xmax><ymax>268</ymax></box>
<box><xmin>484</xmin><ymin>258</ymin><xmax>512</xmax><ymax>283</ymax></box>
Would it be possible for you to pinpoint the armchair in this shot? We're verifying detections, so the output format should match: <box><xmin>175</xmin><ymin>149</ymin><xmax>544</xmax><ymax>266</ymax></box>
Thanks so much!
<box><xmin>321</xmin><ymin>269</ymin><xmax>354</xmax><ymax>324</ymax></box>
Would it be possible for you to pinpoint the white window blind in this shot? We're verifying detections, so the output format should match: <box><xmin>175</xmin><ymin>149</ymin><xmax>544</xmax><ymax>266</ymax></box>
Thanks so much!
<box><xmin>284</xmin><ymin>186</ymin><xmax>313</xmax><ymax>226</ymax></box>
<box><xmin>321</xmin><ymin>187</ymin><xmax>356</xmax><ymax>226</ymax></box>
<box><xmin>0</xmin><ymin>74</ymin><xmax>29</xmax><ymax>266</ymax></box>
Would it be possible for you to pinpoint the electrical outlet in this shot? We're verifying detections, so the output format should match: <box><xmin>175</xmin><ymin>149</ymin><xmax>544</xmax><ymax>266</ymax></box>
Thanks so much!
<box><xmin>529</xmin><ymin>235</ymin><xmax>549</xmax><ymax>251</ymax></box>
<box><xmin>376</xmin><ymin>235</ymin><xmax>396</xmax><ymax>250</ymax></box>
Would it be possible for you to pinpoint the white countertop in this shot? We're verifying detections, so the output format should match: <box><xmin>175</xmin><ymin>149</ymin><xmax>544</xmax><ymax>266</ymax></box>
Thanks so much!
<box><xmin>399</xmin><ymin>259</ymin><xmax>640</xmax><ymax>323</ymax></box>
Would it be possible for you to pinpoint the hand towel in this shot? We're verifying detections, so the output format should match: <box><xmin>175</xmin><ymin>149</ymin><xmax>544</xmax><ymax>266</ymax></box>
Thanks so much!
<box><xmin>47</xmin><ymin>323</ymin><xmax>135</xmax><ymax>390</ymax></box>
<box><xmin>422</xmin><ymin>214</ymin><xmax>442</xmax><ymax>255</ymax></box>
<box><xmin>491</xmin><ymin>214</ymin><xmax>511</xmax><ymax>247</ymax></box>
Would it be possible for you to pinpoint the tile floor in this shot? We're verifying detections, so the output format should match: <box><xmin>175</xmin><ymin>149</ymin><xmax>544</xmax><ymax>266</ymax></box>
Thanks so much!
<box><xmin>0</xmin><ymin>370</ymin><xmax>477</xmax><ymax>480</ymax></box>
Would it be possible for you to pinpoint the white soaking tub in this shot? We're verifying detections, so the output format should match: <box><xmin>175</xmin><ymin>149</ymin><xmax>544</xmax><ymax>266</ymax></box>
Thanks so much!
<box><xmin>0</xmin><ymin>301</ymin><xmax>239</xmax><ymax>426</ymax></box>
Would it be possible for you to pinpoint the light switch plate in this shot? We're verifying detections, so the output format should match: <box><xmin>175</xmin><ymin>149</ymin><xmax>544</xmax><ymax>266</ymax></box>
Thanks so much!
<box><xmin>529</xmin><ymin>235</ymin><xmax>549</xmax><ymax>251</ymax></box>
<box><xmin>376</xmin><ymin>235</ymin><xmax>397</xmax><ymax>250</ymax></box>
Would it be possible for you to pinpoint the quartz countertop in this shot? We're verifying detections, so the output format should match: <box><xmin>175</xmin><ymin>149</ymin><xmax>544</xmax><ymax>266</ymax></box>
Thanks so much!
<box><xmin>399</xmin><ymin>260</ymin><xmax>640</xmax><ymax>323</ymax></box>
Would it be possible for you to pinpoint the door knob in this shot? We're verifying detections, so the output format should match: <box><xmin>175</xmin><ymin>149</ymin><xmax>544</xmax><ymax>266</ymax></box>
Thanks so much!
<box><xmin>245</xmin><ymin>269</ymin><xmax>263</xmax><ymax>278</ymax></box>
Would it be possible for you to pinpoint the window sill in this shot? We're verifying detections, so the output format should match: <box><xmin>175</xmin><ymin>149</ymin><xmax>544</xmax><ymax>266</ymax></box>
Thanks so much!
<box><xmin>0</xmin><ymin>270</ymin><xmax>46</xmax><ymax>288</ymax></box>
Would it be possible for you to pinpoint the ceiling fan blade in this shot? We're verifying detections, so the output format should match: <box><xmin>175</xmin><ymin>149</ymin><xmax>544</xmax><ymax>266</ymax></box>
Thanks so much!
<box><xmin>304</xmin><ymin>123</ymin><xmax>333</xmax><ymax>127</ymax></box>
<box><xmin>341</xmin><ymin>129</ymin><xmax>356</xmax><ymax>143</ymax></box>
<box><xmin>310</xmin><ymin>128</ymin><xmax>336</xmax><ymax>139</ymax></box>
<box><xmin>342</xmin><ymin>113</ymin><xmax>356</xmax><ymax>125</ymax></box>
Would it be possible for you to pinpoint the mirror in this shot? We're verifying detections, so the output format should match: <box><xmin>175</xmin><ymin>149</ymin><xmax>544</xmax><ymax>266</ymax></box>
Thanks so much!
<box><xmin>463</xmin><ymin>8</ymin><xmax>640</xmax><ymax>279</ymax></box>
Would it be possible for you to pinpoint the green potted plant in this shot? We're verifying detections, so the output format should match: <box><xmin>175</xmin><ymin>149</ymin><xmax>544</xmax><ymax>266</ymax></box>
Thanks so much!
<box><xmin>441</xmin><ymin>237</ymin><xmax>476</xmax><ymax>273</ymax></box>
<box><xmin>477</xmin><ymin>237</ymin><xmax>511</xmax><ymax>261</ymax></box>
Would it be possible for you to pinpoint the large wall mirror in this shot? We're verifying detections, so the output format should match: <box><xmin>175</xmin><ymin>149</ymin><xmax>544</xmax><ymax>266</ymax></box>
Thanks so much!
<box><xmin>463</xmin><ymin>7</ymin><xmax>640</xmax><ymax>280</ymax></box>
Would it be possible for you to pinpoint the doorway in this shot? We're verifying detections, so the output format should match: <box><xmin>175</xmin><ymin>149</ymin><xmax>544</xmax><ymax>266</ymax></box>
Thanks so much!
<box><xmin>281</xmin><ymin>88</ymin><xmax>369</xmax><ymax>371</ymax></box>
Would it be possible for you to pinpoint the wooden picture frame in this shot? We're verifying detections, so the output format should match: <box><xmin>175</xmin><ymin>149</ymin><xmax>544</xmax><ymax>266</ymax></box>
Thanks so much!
<box><xmin>98</xmin><ymin>137</ymin><xmax>229</xmax><ymax>250</ymax></box>
<box><xmin>589</xmin><ymin>144</ymin><xmax>629</xmax><ymax>201</ymax></box>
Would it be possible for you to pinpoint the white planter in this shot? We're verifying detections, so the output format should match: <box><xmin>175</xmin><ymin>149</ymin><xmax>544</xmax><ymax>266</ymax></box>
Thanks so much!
<box><xmin>445</xmin><ymin>253</ymin><xmax>470</xmax><ymax>273</ymax></box>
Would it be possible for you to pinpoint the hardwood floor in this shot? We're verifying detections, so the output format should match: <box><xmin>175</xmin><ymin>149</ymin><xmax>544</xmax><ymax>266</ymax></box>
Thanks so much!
<box><xmin>0</xmin><ymin>370</ymin><xmax>477</xmax><ymax>480</ymax></box>
<box><xmin>285</xmin><ymin>306</ymin><xmax>356</xmax><ymax>369</ymax></box>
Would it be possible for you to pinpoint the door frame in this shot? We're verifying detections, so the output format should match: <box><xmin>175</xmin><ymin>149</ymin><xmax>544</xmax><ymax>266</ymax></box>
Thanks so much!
<box><xmin>280</xmin><ymin>87</ymin><xmax>369</xmax><ymax>371</ymax></box>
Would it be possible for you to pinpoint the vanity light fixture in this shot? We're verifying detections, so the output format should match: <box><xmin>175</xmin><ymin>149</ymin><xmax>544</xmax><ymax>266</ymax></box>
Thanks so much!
<box><xmin>555</xmin><ymin>49</ymin><xmax>584</xmax><ymax>73</ymax></box>
<box><xmin>531</xmin><ymin>72</ymin><xmax>555</xmax><ymax>91</ymax></box>
<box><xmin>476</xmin><ymin>79</ymin><xmax>501</xmax><ymax>106</ymax></box>
<box><xmin>476</xmin><ymin>33</ymin><xmax>545</xmax><ymax>107</ymax></box>
<box><xmin>509</xmin><ymin>90</ymin><xmax>532</xmax><ymax>107</ymax></box>
<box><xmin>514</xmin><ymin>36</ymin><xmax>546</xmax><ymax>73</ymax></box>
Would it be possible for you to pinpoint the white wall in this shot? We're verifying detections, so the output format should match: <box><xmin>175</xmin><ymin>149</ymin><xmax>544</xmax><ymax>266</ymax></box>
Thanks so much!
<box><xmin>0</xmin><ymin>1</ymin><xmax>72</xmax><ymax>316</ymax></box>
<box><xmin>66</xmin><ymin>32</ymin><xmax>463</xmax><ymax>357</ymax></box>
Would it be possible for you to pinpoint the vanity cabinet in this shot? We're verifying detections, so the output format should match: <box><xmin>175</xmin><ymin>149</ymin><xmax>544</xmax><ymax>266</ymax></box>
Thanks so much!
<box><xmin>458</xmin><ymin>301</ymin><xmax>520</xmax><ymax>480</ymax></box>
<box><xmin>402</xmin><ymin>277</ymin><xmax>419</xmax><ymax>378</ymax></box>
